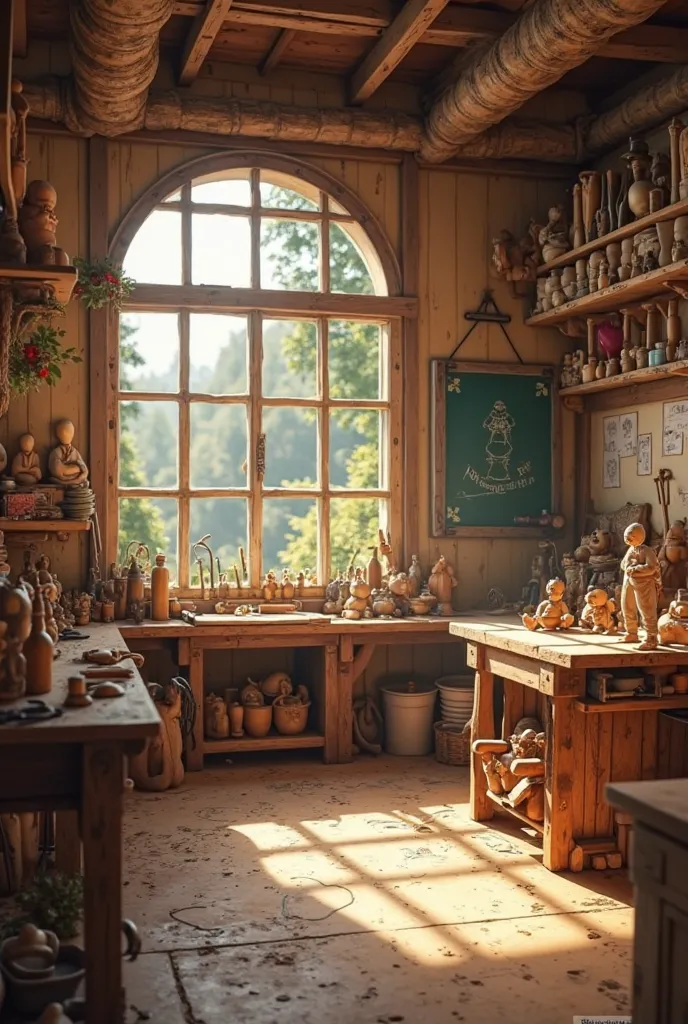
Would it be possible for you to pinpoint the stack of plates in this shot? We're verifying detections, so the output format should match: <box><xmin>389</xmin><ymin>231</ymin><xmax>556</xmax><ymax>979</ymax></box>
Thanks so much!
<box><xmin>61</xmin><ymin>486</ymin><xmax>95</xmax><ymax>521</ymax></box>
<box><xmin>435</xmin><ymin>675</ymin><xmax>475</xmax><ymax>728</ymax></box>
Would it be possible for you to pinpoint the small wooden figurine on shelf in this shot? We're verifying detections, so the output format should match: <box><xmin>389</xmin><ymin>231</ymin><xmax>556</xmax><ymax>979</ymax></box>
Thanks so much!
<box><xmin>658</xmin><ymin>589</ymin><xmax>688</xmax><ymax>645</ymax></box>
<box><xmin>204</xmin><ymin>693</ymin><xmax>230</xmax><ymax>740</ymax></box>
<box><xmin>342</xmin><ymin>570</ymin><xmax>372</xmax><ymax>620</ymax></box>
<box><xmin>407</xmin><ymin>554</ymin><xmax>423</xmax><ymax>598</ymax></box>
<box><xmin>522</xmin><ymin>578</ymin><xmax>574</xmax><ymax>632</ymax></box>
<box><xmin>427</xmin><ymin>556</ymin><xmax>457</xmax><ymax>616</ymax></box>
<box><xmin>491</xmin><ymin>227</ymin><xmax>538</xmax><ymax>286</ymax></box>
<box><xmin>262</xmin><ymin>571</ymin><xmax>278</xmax><ymax>602</ymax></box>
<box><xmin>538</xmin><ymin>205</ymin><xmax>570</xmax><ymax>262</ymax></box>
<box><xmin>48</xmin><ymin>420</ymin><xmax>88</xmax><ymax>486</ymax></box>
<box><xmin>579</xmin><ymin>587</ymin><xmax>617</xmax><ymax>634</ymax></box>
<box><xmin>388</xmin><ymin>572</ymin><xmax>411</xmax><ymax>617</ymax></box>
<box><xmin>620</xmin><ymin>522</ymin><xmax>662</xmax><ymax>650</ymax></box>
<box><xmin>10</xmin><ymin>433</ymin><xmax>42</xmax><ymax>486</ymax></box>
<box><xmin>322</xmin><ymin>578</ymin><xmax>343</xmax><ymax>615</ymax></box>
<box><xmin>18</xmin><ymin>180</ymin><xmax>70</xmax><ymax>266</ymax></box>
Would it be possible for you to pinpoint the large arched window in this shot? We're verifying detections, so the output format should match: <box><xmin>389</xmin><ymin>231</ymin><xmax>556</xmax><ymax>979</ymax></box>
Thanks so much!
<box><xmin>113</xmin><ymin>156</ymin><xmax>403</xmax><ymax>592</ymax></box>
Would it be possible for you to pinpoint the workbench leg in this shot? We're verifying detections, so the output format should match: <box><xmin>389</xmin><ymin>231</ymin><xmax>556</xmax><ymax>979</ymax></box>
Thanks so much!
<box><xmin>544</xmin><ymin>696</ymin><xmax>575</xmax><ymax>871</ymax></box>
<box><xmin>186</xmin><ymin>644</ymin><xmax>204</xmax><ymax>771</ymax></box>
<box><xmin>470</xmin><ymin>667</ymin><xmax>495</xmax><ymax>822</ymax></box>
<box><xmin>337</xmin><ymin>636</ymin><xmax>354</xmax><ymax>763</ymax></box>
<box><xmin>323</xmin><ymin>645</ymin><xmax>342</xmax><ymax>764</ymax></box>
<box><xmin>82</xmin><ymin>743</ymin><xmax>124</xmax><ymax>1024</ymax></box>
<box><xmin>54</xmin><ymin>811</ymin><xmax>81</xmax><ymax>875</ymax></box>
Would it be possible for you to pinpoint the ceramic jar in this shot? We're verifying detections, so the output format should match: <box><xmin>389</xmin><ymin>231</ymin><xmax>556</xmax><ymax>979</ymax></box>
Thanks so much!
<box><xmin>561</xmin><ymin>265</ymin><xmax>577</xmax><ymax>300</ymax></box>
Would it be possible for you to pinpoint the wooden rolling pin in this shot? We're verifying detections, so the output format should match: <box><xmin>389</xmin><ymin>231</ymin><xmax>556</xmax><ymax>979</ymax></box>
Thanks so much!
<box><xmin>258</xmin><ymin>603</ymin><xmax>299</xmax><ymax>614</ymax></box>
<box><xmin>81</xmin><ymin>666</ymin><xmax>135</xmax><ymax>680</ymax></box>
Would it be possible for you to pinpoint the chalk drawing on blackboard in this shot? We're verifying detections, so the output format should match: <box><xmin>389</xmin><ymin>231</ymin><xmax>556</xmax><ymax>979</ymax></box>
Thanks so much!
<box><xmin>483</xmin><ymin>400</ymin><xmax>515</xmax><ymax>480</ymax></box>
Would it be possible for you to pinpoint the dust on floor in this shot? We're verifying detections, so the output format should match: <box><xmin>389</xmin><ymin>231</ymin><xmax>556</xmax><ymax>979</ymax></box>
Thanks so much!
<box><xmin>122</xmin><ymin>755</ymin><xmax>633</xmax><ymax>1024</ymax></box>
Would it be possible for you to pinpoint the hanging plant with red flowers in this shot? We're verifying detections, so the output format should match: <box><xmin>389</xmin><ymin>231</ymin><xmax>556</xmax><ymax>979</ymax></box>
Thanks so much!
<box><xmin>73</xmin><ymin>256</ymin><xmax>135</xmax><ymax>311</ymax></box>
<box><xmin>9</xmin><ymin>324</ymin><xmax>82</xmax><ymax>396</ymax></box>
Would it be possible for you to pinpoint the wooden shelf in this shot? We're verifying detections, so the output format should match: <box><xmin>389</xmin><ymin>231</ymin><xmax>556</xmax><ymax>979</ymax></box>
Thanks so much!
<box><xmin>485</xmin><ymin>789</ymin><xmax>544</xmax><ymax>834</ymax></box>
<box><xmin>536</xmin><ymin>199</ymin><xmax>688</xmax><ymax>277</ymax></box>
<box><xmin>560</xmin><ymin>359</ymin><xmax>688</xmax><ymax>398</ymax></box>
<box><xmin>0</xmin><ymin>519</ymin><xmax>90</xmax><ymax>532</ymax></box>
<box><xmin>0</xmin><ymin>264</ymin><xmax>78</xmax><ymax>303</ymax></box>
<box><xmin>203</xmin><ymin>729</ymin><xmax>325</xmax><ymax>753</ymax></box>
<box><xmin>575</xmin><ymin>696</ymin><xmax>688</xmax><ymax>714</ymax></box>
<box><xmin>526</xmin><ymin>258</ymin><xmax>688</xmax><ymax>326</ymax></box>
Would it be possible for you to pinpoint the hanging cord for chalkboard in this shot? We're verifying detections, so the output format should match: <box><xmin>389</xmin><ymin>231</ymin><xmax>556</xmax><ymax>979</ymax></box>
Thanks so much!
<box><xmin>448</xmin><ymin>289</ymin><xmax>524</xmax><ymax>363</ymax></box>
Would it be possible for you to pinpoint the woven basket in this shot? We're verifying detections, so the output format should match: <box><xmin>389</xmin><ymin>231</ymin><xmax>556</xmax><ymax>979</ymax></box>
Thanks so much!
<box><xmin>434</xmin><ymin>721</ymin><xmax>471</xmax><ymax>766</ymax></box>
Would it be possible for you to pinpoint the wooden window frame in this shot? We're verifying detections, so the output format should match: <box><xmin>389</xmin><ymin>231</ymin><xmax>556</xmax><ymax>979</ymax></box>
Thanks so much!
<box><xmin>102</xmin><ymin>152</ymin><xmax>410</xmax><ymax>596</ymax></box>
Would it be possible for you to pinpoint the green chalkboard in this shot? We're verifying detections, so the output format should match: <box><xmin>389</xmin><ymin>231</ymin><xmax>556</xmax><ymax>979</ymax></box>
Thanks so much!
<box><xmin>431</xmin><ymin>361</ymin><xmax>557</xmax><ymax>536</ymax></box>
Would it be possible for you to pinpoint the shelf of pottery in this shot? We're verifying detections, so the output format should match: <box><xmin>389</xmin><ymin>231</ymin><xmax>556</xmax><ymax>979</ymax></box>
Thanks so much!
<box><xmin>492</xmin><ymin>119</ymin><xmax>688</xmax><ymax>396</ymax></box>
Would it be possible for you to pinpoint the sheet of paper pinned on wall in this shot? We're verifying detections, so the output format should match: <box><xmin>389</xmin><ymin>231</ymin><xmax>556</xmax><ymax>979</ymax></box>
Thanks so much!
<box><xmin>618</xmin><ymin>411</ymin><xmax>637</xmax><ymax>457</ymax></box>
<box><xmin>603</xmin><ymin>452</ymin><xmax>620</xmax><ymax>489</ymax></box>
<box><xmin>663</xmin><ymin>399</ymin><xmax>688</xmax><ymax>456</ymax></box>
<box><xmin>603</xmin><ymin>415</ymin><xmax>620</xmax><ymax>453</ymax></box>
<box><xmin>637</xmin><ymin>433</ymin><xmax>652</xmax><ymax>476</ymax></box>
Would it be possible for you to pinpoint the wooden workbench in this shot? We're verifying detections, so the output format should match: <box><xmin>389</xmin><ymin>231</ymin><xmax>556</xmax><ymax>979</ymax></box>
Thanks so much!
<box><xmin>0</xmin><ymin>622</ymin><xmax>160</xmax><ymax>1024</ymax></box>
<box><xmin>449</xmin><ymin>618</ymin><xmax>688</xmax><ymax>872</ymax></box>
<box><xmin>120</xmin><ymin>614</ymin><xmax>456</xmax><ymax>768</ymax></box>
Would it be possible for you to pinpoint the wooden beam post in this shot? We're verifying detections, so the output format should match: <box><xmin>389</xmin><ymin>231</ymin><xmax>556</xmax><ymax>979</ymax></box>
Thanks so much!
<box><xmin>88</xmin><ymin>136</ymin><xmax>111</xmax><ymax>576</ymax></box>
<box><xmin>350</xmin><ymin>0</ymin><xmax>450</xmax><ymax>103</ymax></box>
<box><xmin>401</xmin><ymin>152</ymin><xmax>419</xmax><ymax>565</ymax></box>
<box><xmin>179</xmin><ymin>0</ymin><xmax>234</xmax><ymax>85</ymax></box>
<box><xmin>259</xmin><ymin>28</ymin><xmax>296</xmax><ymax>75</ymax></box>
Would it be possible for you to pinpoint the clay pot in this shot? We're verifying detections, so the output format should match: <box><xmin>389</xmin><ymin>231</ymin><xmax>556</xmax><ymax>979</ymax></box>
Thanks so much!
<box><xmin>273</xmin><ymin>701</ymin><xmax>310</xmax><ymax>735</ymax></box>
<box><xmin>229</xmin><ymin>702</ymin><xmax>244</xmax><ymax>737</ymax></box>
<box><xmin>243</xmin><ymin>705</ymin><xmax>273</xmax><ymax>738</ymax></box>
<box><xmin>671</xmin><ymin>673</ymin><xmax>688</xmax><ymax>694</ymax></box>
<box><xmin>260</xmin><ymin>672</ymin><xmax>292</xmax><ymax>700</ymax></box>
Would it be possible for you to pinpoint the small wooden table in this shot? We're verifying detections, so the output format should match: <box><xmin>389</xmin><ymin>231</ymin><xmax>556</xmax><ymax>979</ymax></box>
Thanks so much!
<box><xmin>449</xmin><ymin>618</ymin><xmax>688</xmax><ymax>871</ymax></box>
<box><xmin>0</xmin><ymin>622</ymin><xmax>160</xmax><ymax>1024</ymax></box>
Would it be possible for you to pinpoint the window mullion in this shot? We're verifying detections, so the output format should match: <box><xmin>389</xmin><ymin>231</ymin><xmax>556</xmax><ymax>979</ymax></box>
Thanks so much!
<box><xmin>250</xmin><ymin>168</ymin><xmax>261</xmax><ymax>290</ymax></box>
<box><xmin>181</xmin><ymin>184</ymin><xmax>192</xmax><ymax>286</ymax></box>
<box><xmin>320</xmin><ymin>191</ymin><xmax>330</xmax><ymax>294</ymax></box>
<box><xmin>178</xmin><ymin>309</ymin><xmax>191</xmax><ymax>589</ymax></box>
<box><xmin>248</xmin><ymin>310</ymin><xmax>263</xmax><ymax>588</ymax></box>
<box><xmin>319</xmin><ymin>317</ymin><xmax>330</xmax><ymax>585</ymax></box>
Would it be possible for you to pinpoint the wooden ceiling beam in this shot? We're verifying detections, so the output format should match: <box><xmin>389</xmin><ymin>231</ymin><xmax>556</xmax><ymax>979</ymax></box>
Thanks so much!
<box><xmin>259</xmin><ymin>28</ymin><xmax>296</xmax><ymax>74</ymax></box>
<box><xmin>350</xmin><ymin>0</ymin><xmax>451</xmax><ymax>103</ymax></box>
<box><xmin>12</xmin><ymin>0</ymin><xmax>26</xmax><ymax>59</ymax></box>
<box><xmin>179</xmin><ymin>0</ymin><xmax>235</xmax><ymax>85</ymax></box>
<box><xmin>173</xmin><ymin>0</ymin><xmax>688</xmax><ymax>62</ymax></box>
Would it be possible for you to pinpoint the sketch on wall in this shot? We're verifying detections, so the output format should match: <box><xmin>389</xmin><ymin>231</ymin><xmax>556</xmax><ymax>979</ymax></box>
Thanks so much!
<box><xmin>603</xmin><ymin>415</ymin><xmax>619</xmax><ymax>454</ymax></box>
<box><xmin>637</xmin><ymin>433</ymin><xmax>652</xmax><ymax>476</ymax></box>
<box><xmin>619</xmin><ymin>412</ymin><xmax>638</xmax><ymax>458</ymax></box>
<box><xmin>663</xmin><ymin>400</ymin><xmax>688</xmax><ymax>457</ymax></box>
<box><xmin>603</xmin><ymin>453</ymin><xmax>620</xmax><ymax>489</ymax></box>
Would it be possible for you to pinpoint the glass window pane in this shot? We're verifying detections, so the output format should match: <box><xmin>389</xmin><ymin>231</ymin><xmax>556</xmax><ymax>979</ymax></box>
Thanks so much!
<box><xmin>263</xmin><ymin>498</ymin><xmax>318</xmax><ymax>577</ymax></box>
<box><xmin>191</xmin><ymin>178</ymin><xmax>251</xmax><ymax>206</ymax></box>
<box><xmin>329</xmin><ymin>409</ymin><xmax>381</xmax><ymax>489</ymax></box>
<box><xmin>330</xmin><ymin>223</ymin><xmax>375</xmax><ymax>295</ymax></box>
<box><xmin>162</xmin><ymin>189</ymin><xmax>181</xmax><ymax>203</ymax></box>
<box><xmin>190</xmin><ymin>498</ymin><xmax>248</xmax><ymax>585</ymax></box>
<box><xmin>118</xmin><ymin>497</ymin><xmax>178</xmax><ymax>582</ymax></box>
<box><xmin>263</xmin><ymin>407</ymin><xmax>318</xmax><ymax>489</ymax></box>
<box><xmin>262</xmin><ymin>319</ymin><xmax>317</xmax><ymax>398</ymax></box>
<box><xmin>124</xmin><ymin>210</ymin><xmax>181</xmax><ymax>285</ymax></box>
<box><xmin>260</xmin><ymin>181</ymin><xmax>318</xmax><ymax>212</ymax></box>
<box><xmin>190</xmin><ymin>404</ymin><xmax>248</xmax><ymax>488</ymax></box>
<box><xmin>329</xmin><ymin>197</ymin><xmax>349</xmax><ymax>215</ymax></box>
<box><xmin>119</xmin><ymin>401</ymin><xmax>178</xmax><ymax>488</ymax></box>
<box><xmin>119</xmin><ymin>312</ymin><xmax>179</xmax><ymax>392</ymax></box>
<box><xmin>261</xmin><ymin>220</ymin><xmax>318</xmax><ymax>291</ymax></box>
<box><xmin>328</xmin><ymin>321</ymin><xmax>381</xmax><ymax>401</ymax></box>
<box><xmin>192</xmin><ymin>215</ymin><xmax>251</xmax><ymax>287</ymax></box>
<box><xmin>190</xmin><ymin>314</ymin><xmax>248</xmax><ymax>394</ymax></box>
<box><xmin>329</xmin><ymin>498</ymin><xmax>383</xmax><ymax>578</ymax></box>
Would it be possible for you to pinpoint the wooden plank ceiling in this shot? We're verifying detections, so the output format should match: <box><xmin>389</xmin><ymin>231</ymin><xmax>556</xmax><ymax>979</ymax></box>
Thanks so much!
<box><xmin>26</xmin><ymin>0</ymin><xmax>688</xmax><ymax>108</ymax></box>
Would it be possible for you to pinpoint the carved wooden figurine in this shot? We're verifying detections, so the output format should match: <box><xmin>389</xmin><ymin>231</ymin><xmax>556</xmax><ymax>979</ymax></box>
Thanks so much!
<box><xmin>491</xmin><ymin>228</ymin><xmax>538</xmax><ymax>283</ymax></box>
<box><xmin>18</xmin><ymin>180</ymin><xmax>70</xmax><ymax>266</ymax></box>
<box><xmin>472</xmin><ymin>717</ymin><xmax>546</xmax><ymax>822</ymax></box>
<box><xmin>658</xmin><ymin>589</ymin><xmax>688</xmax><ymax>646</ymax></box>
<box><xmin>0</xmin><ymin>580</ymin><xmax>31</xmax><ymax>701</ymax></box>
<box><xmin>620</xmin><ymin>522</ymin><xmax>662</xmax><ymax>650</ymax></box>
<box><xmin>538</xmin><ymin>205</ymin><xmax>570</xmax><ymax>262</ymax></box>
<box><xmin>129</xmin><ymin>679</ymin><xmax>185</xmax><ymax>792</ymax></box>
<box><xmin>262</xmin><ymin>571</ymin><xmax>278</xmax><ymax>602</ymax></box>
<box><xmin>579</xmin><ymin>587</ymin><xmax>617</xmax><ymax>634</ymax></box>
<box><xmin>48</xmin><ymin>420</ymin><xmax>89</xmax><ymax>486</ymax></box>
<box><xmin>428</xmin><ymin>556</ymin><xmax>457</xmax><ymax>616</ymax></box>
<box><xmin>522</xmin><ymin>578</ymin><xmax>573</xmax><ymax>631</ymax></box>
<box><xmin>204</xmin><ymin>693</ymin><xmax>230</xmax><ymax>740</ymax></box>
<box><xmin>11</xmin><ymin>433</ymin><xmax>42</xmax><ymax>486</ymax></box>
<box><xmin>342</xmin><ymin>571</ymin><xmax>371</xmax><ymax>620</ymax></box>
<box><xmin>658</xmin><ymin>520</ymin><xmax>688</xmax><ymax>606</ymax></box>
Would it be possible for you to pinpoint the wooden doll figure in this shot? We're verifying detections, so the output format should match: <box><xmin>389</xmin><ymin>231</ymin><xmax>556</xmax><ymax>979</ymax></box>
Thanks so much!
<box><xmin>620</xmin><ymin>522</ymin><xmax>662</xmax><ymax>650</ymax></box>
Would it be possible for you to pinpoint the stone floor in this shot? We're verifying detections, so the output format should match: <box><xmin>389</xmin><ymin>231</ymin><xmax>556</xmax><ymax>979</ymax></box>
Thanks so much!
<box><xmin>119</xmin><ymin>754</ymin><xmax>635</xmax><ymax>1024</ymax></box>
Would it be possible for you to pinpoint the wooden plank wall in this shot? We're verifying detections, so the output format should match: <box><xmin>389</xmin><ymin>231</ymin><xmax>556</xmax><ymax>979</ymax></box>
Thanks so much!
<box><xmin>10</xmin><ymin>41</ymin><xmax>574</xmax><ymax>613</ymax></box>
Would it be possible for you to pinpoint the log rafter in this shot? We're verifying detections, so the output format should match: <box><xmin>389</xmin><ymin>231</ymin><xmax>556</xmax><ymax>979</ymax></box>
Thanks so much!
<box><xmin>179</xmin><ymin>0</ymin><xmax>234</xmax><ymax>85</ymax></box>
<box><xmin>349</xmin><ymin>0</ymin><xmax>451</xmax><ymax>104</ymax></box>
<box><xmin>171</xmin><ymin>0</ymin><xmax>688</xmax><ymax>62</ymax></box>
